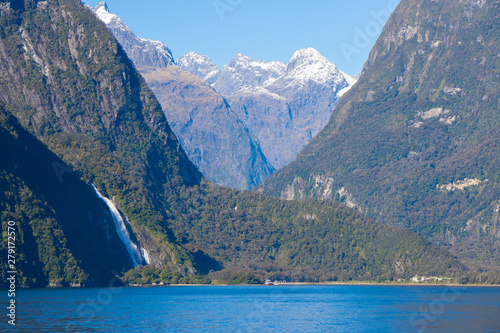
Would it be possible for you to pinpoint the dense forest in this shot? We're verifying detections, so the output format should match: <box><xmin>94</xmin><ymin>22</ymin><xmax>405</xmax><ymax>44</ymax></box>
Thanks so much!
<box><xmin>0</xmin><ymin>0</ymin><xmax>490</xmax><ymax>287</ymax></box>
<box><xmin>262</xmin><ymin>0</ymin><xmax>500</xmax><ymax>275</ymax></box>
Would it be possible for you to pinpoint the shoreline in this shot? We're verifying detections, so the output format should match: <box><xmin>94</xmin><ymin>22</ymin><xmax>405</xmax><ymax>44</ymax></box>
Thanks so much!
<box><xmin>7</xmin><ymin>281</ymin><xmax>500</xmax><ymax>290</ymax></box>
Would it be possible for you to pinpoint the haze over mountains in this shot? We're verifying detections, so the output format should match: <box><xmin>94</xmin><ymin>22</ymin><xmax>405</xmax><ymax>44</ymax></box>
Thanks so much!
<box><xmin>0</xmin><ymin>0</ymin><xmax>475</xmax><ymax>287</ymax></box>
<box><xmin>93</xmin><ymin>2</ymin><xmax>356</xmax><ymax>188</ymax></box>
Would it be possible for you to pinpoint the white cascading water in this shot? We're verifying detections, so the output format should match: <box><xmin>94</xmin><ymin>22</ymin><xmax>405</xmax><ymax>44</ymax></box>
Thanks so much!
<box><xmin>92</xmin><ymin>184</ymin><xmax>144</xmax><ymax>267</ymax></box>
<box><xmin>141</xmin><ymin>248</ymin><xmax>151</xmax><ymax>265</ymax></box>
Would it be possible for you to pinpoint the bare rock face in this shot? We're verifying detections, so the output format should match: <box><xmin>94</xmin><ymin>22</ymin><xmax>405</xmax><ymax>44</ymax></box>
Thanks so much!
<box><xmin>214</xmin><ymin>49</ymin><xmax>356</xmax><ymax>169</ymax></box>
<box><xmin>181</xmin><ymin>48</ymin><xmax>356</xmax><ymax>170</ymax></box>
<box><xmin>139</xmin><ymin>65</ymin><xmax>274</xmax><ymax>190</ymax></box>
<box><xmin>93</xmin><ymin>2</ymin><xmax>174</xmax><ymax>68</ymax></box>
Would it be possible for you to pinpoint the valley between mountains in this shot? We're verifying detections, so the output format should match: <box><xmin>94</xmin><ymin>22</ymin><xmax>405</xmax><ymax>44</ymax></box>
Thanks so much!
<box><xmin>0</xmin><ymin>0</ymin><xmax>498</xmax><ymax>287</ymax></box>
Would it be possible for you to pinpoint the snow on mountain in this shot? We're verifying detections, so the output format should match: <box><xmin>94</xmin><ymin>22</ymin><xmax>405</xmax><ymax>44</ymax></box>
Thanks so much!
<box><xmin>266</xmin><ymin>48</ymin><xmax>353</xmax><ymax>97</ymax></box>
<box><xmin>212</xmin><ymin>54</ymin><xmax>287</xmax><ymax>96</ymax></box>
<box><xmin>177</xmin><ymin>52</ymin><xmax>221</xmax><ymax>85</ymax></box>
<box><xmin>91</xmin><ymin>3</ymin><xmax>274</xmax><ymax>190</ymax></box>
<box><xmin>207</xmin><ymin>48</ymin><xmax>356</xmax><ymax>101</ymax></box>
<box><xmin>284</xmin><ymin>48</ymin><xmax>345</xmax><ymax>86</ymax></box>
<box><xmin>92</xmin><ymin>2</ymin><xmax>174</xmax><ymax>68</ymax></box>
<box><xmin>93</xmin><ymin>2</ymin><xmax>117</xmax><ymax>25</ymax></box>
<box><xmin>91</xmin><ymin>2</ymin><xmax>357</xmax><ymax>180</ymax></box>
<box><xmin>209</xmin><ymin>48</ymin><xmax>357</xmax><ymax>169</ymax></box>
<box><xmin>337</xmin><ymin>70</ymin><xmax>358</xmax><ymax>97</ymax></box>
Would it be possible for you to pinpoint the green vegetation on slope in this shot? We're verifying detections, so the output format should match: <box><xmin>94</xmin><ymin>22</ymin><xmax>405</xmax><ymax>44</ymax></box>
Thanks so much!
<box><xmin>0</xmin><ymin>0</ymin><xmax>472</xmax><ymax>286</ymax></box>
<box><xmin>0</xmin><ymin>105</ymin><xmax>137</xmax><ymax>287</ymax></box>
<box><xmin>163</xmin><ymin>183</ymin><xmax>467</xmax><ymax>282</ymax></box>
<box><xmin>262</xmin><ymin>0</ymin><xmax>500</xmax><ymax>272</ymax></box>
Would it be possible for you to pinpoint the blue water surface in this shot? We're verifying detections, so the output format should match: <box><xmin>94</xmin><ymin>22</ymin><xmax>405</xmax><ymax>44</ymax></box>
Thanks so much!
<box><xmin>5</xmin><ymin>285</ymin><xmax>500</xmax><ymax>332</ymax></box>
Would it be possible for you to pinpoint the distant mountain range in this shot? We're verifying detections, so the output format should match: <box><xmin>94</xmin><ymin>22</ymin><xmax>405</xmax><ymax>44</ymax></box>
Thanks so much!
<box><xmin>93</xmin><ymin>2</ymin><xmax>356</xmax><ymax>188</ymax></box>
<box><xmin>194</xmin><ymin>48</ymin><xmax>355</xmax><ymax>169</ymax></box>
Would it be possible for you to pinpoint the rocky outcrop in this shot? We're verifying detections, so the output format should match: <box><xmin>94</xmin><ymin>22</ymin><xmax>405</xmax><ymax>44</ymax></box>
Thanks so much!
<box><xmin>93</xmin><ymin>2</ymin><xmax>174</xmax><ymax>68</ymax></box>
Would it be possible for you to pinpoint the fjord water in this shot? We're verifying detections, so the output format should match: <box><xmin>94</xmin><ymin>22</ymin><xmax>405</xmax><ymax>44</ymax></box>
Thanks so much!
<box><xmin>12</xmin><ymin>285</ymin><xmax>500</xmax><ymax>332</ymax></box>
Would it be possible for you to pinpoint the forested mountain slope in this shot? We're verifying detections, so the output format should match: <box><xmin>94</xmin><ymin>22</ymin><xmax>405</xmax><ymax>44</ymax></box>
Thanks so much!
<box><xmin>0</xmin><ymin>0</ymin><xmax>471</xmax><ymax>286</ymax></box>
<box><xmin>0</xmin><ymin>105</ymin><xmax>137</xmax><ymax>287</ymax></box>
<box><xmin>263</xmin><ymin>0</ymin><xmax>500</xmax><ymax>272</ymax></box>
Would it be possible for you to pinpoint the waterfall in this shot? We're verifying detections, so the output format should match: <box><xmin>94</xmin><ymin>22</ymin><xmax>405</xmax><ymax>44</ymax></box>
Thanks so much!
<box><xmin>141</xmin><ymin>248</ymin><xmax>151</xmax><ymax>265</ymax></box>
<box><xmin>92</xmin><ymin>184</ymin><xmax>144</xmax><ymax>267</ymax></box>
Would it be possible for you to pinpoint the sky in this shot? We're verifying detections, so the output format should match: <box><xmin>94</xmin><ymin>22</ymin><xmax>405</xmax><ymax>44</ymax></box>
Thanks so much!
<box><xmin>84</xmin><ymin>0</ymin><xmax>400</xmax><ymax>76</ymax></box>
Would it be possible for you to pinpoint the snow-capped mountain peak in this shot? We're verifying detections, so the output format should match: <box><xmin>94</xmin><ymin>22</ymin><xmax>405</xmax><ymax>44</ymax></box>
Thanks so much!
<box><xmin>177</xmin><ymin>52</ymin><xmax>221</xmax><ymax>85</ymax></box>
<box><xmin>177</xmin><ymin>48</ymin><xmax>356</xmax><ymax>99</ymax></box>
<box><xmin>92</xmin><ymin>2</ymin><xmax>174</xmax><ymax>68</ymax></box>
<box><xmin>212</xmin><ymin>54</ymin><xmax>286</xmax><ymax>96</ymax></box>
<box><xmin>232</xmin><ymin>53</ymin><xmax>252</xmax><ymax>63</ymax></box>
<box><xmin>94</xmin><ymin>2</ymin><xmax>119</xmax><ymax>26</ymax></box>
<box><xmin>93</xmin><ymin>1</ymin><xmax>108</xmax><ymax>12</ymax></box>
<box><xmin>288</xmin><ymin>48</ymin><xmax>332</xmax><ymax>69</ymax></box>
<box><xmin>282</xmin><ymin>48</ymin><xmax>344</xmax><ymax>88</ymax></box>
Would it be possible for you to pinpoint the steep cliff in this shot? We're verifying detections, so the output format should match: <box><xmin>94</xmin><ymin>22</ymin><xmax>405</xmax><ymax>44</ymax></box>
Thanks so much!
<box><xmin>263</xmin><ymin>0</ymin><xmax>500</xmax><ymax>272</ymax></box>
<box><xmin>139</xmin><ymin>65</ymin><xmax>274</xmax><ymax>190</ymax></box>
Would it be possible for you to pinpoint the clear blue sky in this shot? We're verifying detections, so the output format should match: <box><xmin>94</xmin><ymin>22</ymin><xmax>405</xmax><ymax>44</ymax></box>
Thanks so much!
<box><xmin>84</xmin><ymin>0</ymin><xmax>400</xmax><ymax>75</ymax></box>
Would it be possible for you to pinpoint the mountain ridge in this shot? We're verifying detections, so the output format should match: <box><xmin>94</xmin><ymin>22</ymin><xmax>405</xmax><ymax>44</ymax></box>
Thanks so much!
<box><xmin>93</xmin><ymin>1</ymin><xmax>174</xmax><ymax>68</ymax></box>
<box><xmin>262</xmin><ymin>0</ymin><xmax>500</xmax><ymax>273</ymax></box>
<box><xmin>94</xmin><ymin>1</ymin><xmax>357</xmax><ymax>182</ymax></box>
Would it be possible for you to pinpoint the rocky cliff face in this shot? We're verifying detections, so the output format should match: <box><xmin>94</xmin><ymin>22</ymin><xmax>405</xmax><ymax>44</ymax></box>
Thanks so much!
<box><xmin>140</xmin><ymin>65</ymin><xmax>274</xmax><ymax>190</ymax></box>
<box><xmin>180</xmin><ymin>48</ymin><xmax>356</xmax><ymax>169</ymax></box>
<box><xmin>93</xmin><ymin>2</ymin><xmax>174</xmax><ymax>68</ymax></box>
<box><xmin>93</xmin><ymin>3</ymin><xmax>274</xmax><ymax>190</ymax></box>
<box><xmin>220</xmin><ymin>49</ymin><xmax>356</xmax><ymax>169</ymax></box>
<box><xmin>262</xmin><ymin>0</ymin><xmax>500</xmax><ymax>272</ymax></box>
